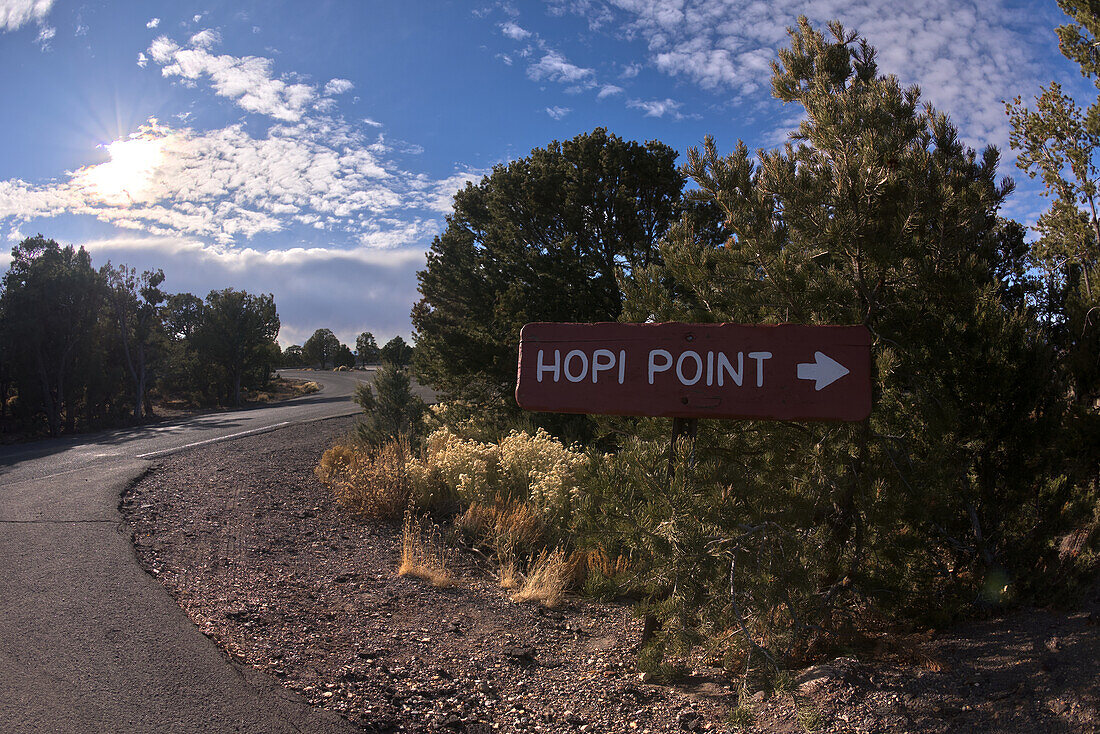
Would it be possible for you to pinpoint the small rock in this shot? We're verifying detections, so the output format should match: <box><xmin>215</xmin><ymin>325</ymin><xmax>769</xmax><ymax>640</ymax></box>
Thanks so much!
<box><xmin>503</xmin><ymin>645</ymin><xmax>535</xmax><ymax>661</ymax></box>
<box><xmin>677</xmin><ymin>709</ymin><xmax>702</xmax><ymax>731</ymax></box>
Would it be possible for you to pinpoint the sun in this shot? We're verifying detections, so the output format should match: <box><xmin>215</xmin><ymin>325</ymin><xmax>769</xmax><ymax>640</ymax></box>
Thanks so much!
<box><xmin>73</xmin><ymin>127</ymin><xmax>167</xmax><ymax>206</ymax></box>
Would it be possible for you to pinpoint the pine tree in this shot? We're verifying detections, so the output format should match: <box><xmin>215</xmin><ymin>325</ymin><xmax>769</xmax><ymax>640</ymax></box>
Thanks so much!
<box><xmin>581</xmin><ymin>18</ymin><xmax>1061</xmax><ymax>670</ymax></box>
<box><xmin>355</xmin><ymin>362</ymin><xmax>426</xmax><ymax>445</ymax></box>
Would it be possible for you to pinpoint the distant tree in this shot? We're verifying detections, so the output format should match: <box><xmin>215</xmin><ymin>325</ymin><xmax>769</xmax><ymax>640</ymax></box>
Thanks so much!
<box><xmin>282</xmin><ymin>344</ymin><xmax>305</xmax><ymax>367</ymax></box>
<box><xmin>0</xmin><ymin>236</ymin><xmax>102</xmax><ymax>436</ymax></box>
<box><xmin>191</xmin><ymin>288</ymin><xmax>280</xmax><ymax>407</ymax></box>
<box><xmin>163</xmin><ymin>292</ymin><xmax>203</xmax><ymax>341</ymax></box>
<box><xmin>380</xmin><ymin>335</ymin><xmax>413</xmax><ymax>367</ymax></box>
<box><xmin>412</xmin><ymin>127</ymin><xmax>688</xmax><ymax>408</ymax></box>
<box><xmin>355</xmin><ymin>331</ymin><xmax>381</xmax><ymax>365</ymax></box>
<box><xmin>354</xmin><ymin>362</ymin><xmax>426</xmax><ymax>445</ymax></box>
<box><xmin>303</xmin><ymin>328</ymin><xmax>340</xmax><ymax>369</ymax></box>
<box><xmin>103</xmin><ymin>263</ymin><xmax>165</xmax><ymax>420</ymax></box>
<box><xmin>334</xmin><ymin>343</ymin><xmax>356</xmax><ymax>369</ymax></box>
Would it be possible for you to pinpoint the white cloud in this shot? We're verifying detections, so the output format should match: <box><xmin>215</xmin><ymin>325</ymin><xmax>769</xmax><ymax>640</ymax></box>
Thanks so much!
<box><xmin>500</xmin><ymin>20</ymin><xmax>531</xmax><ymax>40</ymax></box>
<box><xmin>408</xmin><ymin>169</ymin><xmax>488</xmax><ymax>214</ymax></box>
<box><xmin>150</xmin><ymin>33</ymin><xmax>317</xmax><ymax>122</ymax></box>
<box><xmin>0</xmin><ymin>0</ymin><xmax>54</xmax><ymax>32</ymax></box>
<box><xmin>0</xmin><ymin>115</ymin><xmax>476</xmax><ymax>246</ymax></box>
<box><xmin>34</xmin><ymin>21</ymin><xmax>52</xmax><ymax>46</ymax></box>
<box><xmin>597</xmin><ymin>84</ymin><xmax>624</xmax><ymax>99</ymax></box>
<box><xmin>627</xmin><ymin>97</ymin><xmax>683</xmax><ymax>118</ymax></box>
<box><xmin>563</xmin><ymin>0</ymin><xmax>1063</xmax><ymax>149</ymax></box>
<box><xmin>527</xmin><ymin>50</ymin><xmax>596</xmax><ymax>87</ymax></box>
<box><xmin>189</xmin><ymin>28</ymin><xmax>220</xmax><ymax>48</ymax></box>
<box><xmin>146</xmin><ymin>17</ymin><xmax>160</xmax><ymax>29</ymax></box>
<box><xmin>324</xmin><ymin>78</ymin><xmax>354</xmax><ymax>95</ymax></box>
<box><xmin>362</xmin><ymin>117</ymin><xmax>383</xmax><ymax>128</ymax></box>
<box><xmin>546</xmin><ymin>105</ymin><xmax>571</xmax><ymax>119</ymax></box>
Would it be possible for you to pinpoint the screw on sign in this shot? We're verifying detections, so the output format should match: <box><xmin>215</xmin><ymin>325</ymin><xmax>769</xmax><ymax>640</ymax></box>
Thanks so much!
<box><xmin>515</xmin><ymin>322</ymin><xmax>872</xmax><ymax>422</ymax></box>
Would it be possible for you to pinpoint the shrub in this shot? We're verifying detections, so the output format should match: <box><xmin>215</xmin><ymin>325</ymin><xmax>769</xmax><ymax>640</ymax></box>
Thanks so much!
<box><xmin>498</xmin><ymin>428</ymin><xmax>589</xmax><ymax>521</ymax></box>
<box><xmin>406</xmin><ymin>427</ymin><xmax>500</xmax><ymax>505</ymax></box>
<box><xmin>315</xmin><ymin>438</ymin><xmax>412</xmax><ymax>520</ymax></box>
<box><xmin>407</xmin><ymin>426</ymin><xmax>588</xmax><ymax>519</ymax></box>
<box><xmin>354</xmin><ymin>362</ymin><xmax>426</xmax><ymax>445</ymax></box>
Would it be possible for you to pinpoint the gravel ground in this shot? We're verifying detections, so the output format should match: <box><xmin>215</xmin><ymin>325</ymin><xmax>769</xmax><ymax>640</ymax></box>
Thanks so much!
<box><xmin>121</xmin><ymin>416</ymin><xmax>1099</xmax><ymax>733</ymax></box>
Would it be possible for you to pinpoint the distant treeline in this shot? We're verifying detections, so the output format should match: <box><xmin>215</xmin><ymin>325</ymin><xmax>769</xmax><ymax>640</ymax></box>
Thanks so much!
<box><xmin>0</xmin><ymin>235</ymin><xmax>282</xmax><ymax>437</ymax></box>
<box><xmin>280</xmin><ymin>328</ymin><xmax>413</xmax><ymax>370</ymax></box>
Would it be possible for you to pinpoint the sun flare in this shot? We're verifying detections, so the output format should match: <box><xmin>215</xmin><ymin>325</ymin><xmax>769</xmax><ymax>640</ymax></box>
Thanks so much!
<box><xmin>73</xmin><ymin>129</ymin><xmax>168</xmax><ymax>206</ymax></box>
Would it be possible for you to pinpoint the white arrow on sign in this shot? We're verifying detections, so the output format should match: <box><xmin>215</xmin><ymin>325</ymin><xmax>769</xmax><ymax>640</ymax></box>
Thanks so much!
<box><xmin>797</xmin><ymin>352</ymin><xmax>850</xmax><ymax>391</ymax></box>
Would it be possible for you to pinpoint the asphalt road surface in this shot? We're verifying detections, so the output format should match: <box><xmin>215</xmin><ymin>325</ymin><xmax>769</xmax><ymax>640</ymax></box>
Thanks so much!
<box><xmin>0</xmin><ymin>369</ymin><xmax>395</xmax><ymax>733</ymax></box>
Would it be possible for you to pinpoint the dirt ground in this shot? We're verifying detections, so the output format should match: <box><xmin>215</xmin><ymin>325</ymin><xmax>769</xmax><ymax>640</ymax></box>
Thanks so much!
<box><xmin>121</xmin><ymin>416</ymin><xmax>1100</xmax><ymax>733</ymax></box>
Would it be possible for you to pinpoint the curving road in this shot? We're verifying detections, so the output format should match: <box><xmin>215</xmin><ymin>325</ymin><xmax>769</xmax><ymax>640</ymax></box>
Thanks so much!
<box><xmin>0</xmin><ymin>370</ymin><xmax>391</xmax><ymax>733</ymax></box>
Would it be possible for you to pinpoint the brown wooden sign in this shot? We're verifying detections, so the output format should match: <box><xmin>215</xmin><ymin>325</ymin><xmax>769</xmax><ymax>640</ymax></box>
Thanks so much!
<box><xmin>515</xmin><ymin>322</ymin><xmax>872</xmax><ymax>422</ymax></box>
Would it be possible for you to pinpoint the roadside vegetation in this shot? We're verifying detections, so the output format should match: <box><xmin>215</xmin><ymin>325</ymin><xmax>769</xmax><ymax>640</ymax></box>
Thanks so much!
<box><xmin>318</xmin><ymin>11</ymin><xmax>1100</xmax><ymax>695</ymax></box>
<box><xmin>0</xmin><ymin>245</ymin><xmax>284</xmax><ymax>438</ymax></box>
<box><xmin>0</xmin><ymin>245</ymin><xmax>389</xmax><ymax>439</ymax></box>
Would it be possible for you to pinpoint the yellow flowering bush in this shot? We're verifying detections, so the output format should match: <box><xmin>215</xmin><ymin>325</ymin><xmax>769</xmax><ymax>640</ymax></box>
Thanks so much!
<box><xmin>406</xmin><ymin>428</ymin><xmax>500</xmax><ymax>505</ymax></box>
<box><xmin>406</xmin><ymin>427</ymin><xmax>589</xmax><ymax>521</ymax></box>
<box><xmin>498</xmin><ymin>428</ymin><xmax>589</xmax><ymax>520</ymax></box>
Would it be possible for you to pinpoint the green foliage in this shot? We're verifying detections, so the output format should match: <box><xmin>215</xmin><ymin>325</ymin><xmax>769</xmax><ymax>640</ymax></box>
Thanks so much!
<box><xmin>0</xmin><ymin>236</ymin><xmax>103</xmax><ymax>436</ymax></box>
<box><xmin>354</xmin><ymin>362</ymin><xmax>426</xmax><ymax>445</ymax></box>
<box><xmin>380</xmin><ymin>335</ymin><xmax>412</xmax><ymax>367</ymax></box>
<box><xmin>0</xmin><ymin>236</ymin><xmax>287</xmax><ymax>433</ymax></box>
<box><xmin>355</xmin><ymin>331</ymin><xmax>381</xmax><ymax>365</ymax></box>
<box><xmin>190</xmin><ymin>288</ymin><xmax>280</xmax><ymax>407</ymax></box>
<box><xmin>103</xmin><ymin>263</ymin><xmax>165</xmax><ymax>419</ymax></box>
<box><xmin>411</xmin><ymin>127</ymin><xmax>691</xmax><ymax>430</ymax></box>
<box><xmin>303</xmin><ymin>328</ymin><xmax>340</xmax><ymax>369</ymax></box>
<box><xmin>1005</xmin><ymin>0</ymin><xmax>1100</xmax><ymax>582</ymax></box>
<box><xmin>333</xmin><ymin>343</ymin><xmax>356</xmax><ymax>369</ymax></box>
<box><xmin>568</xmin><ymin>18</ymin><xmax>1077</xmax><ymax>677</ymax></box>
<box><xmin>281</xmin><ymin>344</ymin><xmax>305</xmax><ymax>367</ymax></box>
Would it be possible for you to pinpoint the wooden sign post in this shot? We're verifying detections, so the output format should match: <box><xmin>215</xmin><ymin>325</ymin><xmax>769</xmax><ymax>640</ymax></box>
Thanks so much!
<box><xmin>515</xmin><ymin>322</ymin><xmax>872</xmax><ymax>422</ymax></box>
<box><xmin>515</xmin><ymin>321</ymin><xmax>873</xmax><ymax>647</ymax></box>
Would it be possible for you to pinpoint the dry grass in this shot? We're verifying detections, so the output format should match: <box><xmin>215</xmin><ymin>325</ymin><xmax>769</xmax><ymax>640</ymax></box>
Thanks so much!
<box><xmin>455</xmin><ymin>500</ymin><xmax>545</xmax><ymax>552</ymax></box>
<box><xmin>315</xmin><ymin>438</ymin><xmax>411</xmax><ymax>520</ymax></box>
<box><xmin>398</xmin><ymin>509</ymin><xmax>452</xmax><ymax>587</ymax></box>
<box><xmin>497</xmin><ymin>558</ymin><xmax>522</xmax><ymax>590</ymax></box>
<box><xmin>584</xmin><ymin>546</ymin><xmax>632</xmax><ymax>579</ymax></box>
<box><xmin>511</xmin><ymin>547</ymin><xmax>569</xmax><ymax>607</ymax></box>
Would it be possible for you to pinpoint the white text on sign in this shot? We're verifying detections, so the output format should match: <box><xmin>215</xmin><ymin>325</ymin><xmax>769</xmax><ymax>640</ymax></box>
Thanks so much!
<box><xmin>536</xmin><ymin>348</ymin><xmax>773</xmax><ymax>387</ymax></box>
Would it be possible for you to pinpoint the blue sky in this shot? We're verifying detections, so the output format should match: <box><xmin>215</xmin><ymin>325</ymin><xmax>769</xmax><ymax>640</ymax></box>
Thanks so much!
<box><xmin>0</xmin><ymin>0</ymin><xmax>1087</xmax><ymax>347</ymax></box>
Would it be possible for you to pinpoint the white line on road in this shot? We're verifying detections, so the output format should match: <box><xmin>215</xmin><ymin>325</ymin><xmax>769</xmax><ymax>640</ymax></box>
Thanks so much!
<box><xmin>135</xmin><ymin>421</ymin><xmax>292</xmax><ymax>459</ymax></box>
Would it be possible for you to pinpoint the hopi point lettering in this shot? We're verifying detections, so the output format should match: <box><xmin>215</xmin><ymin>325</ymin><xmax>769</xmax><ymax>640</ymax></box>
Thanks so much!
<box><xmin>536</xmin><ymin>348</ymin><xmax>773</xmax><ymax>387</ymax></box>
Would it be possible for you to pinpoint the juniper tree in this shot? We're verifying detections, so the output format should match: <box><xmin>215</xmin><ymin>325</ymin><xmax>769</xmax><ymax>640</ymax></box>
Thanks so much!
<box><xmin>303</xmin><ymin>328</ymin><xmax>340</xmax><ymax>369</ymax></box>
<box><xmin>580</xmin><ymin>18</ymin><xmax>1060</xmax><ymax>672</ymax></box>
<box><xmin>355</xmin><ymin>331</ymin><xmax>381</xmax><ymax>365</ymax></box>
<box><xmin>103</xmin><ymin>263</ymin><xmax>165</xmax><ymax>420</ymax></box>
<box><xmin>411</xmin><ymin>128</ymin><xmax>687</xmax><ymax>417</ymax></box>
<box><xmin>0</xmin><ymin>236</ymin><xmax>103</xmax><ymax>436</ymax></box>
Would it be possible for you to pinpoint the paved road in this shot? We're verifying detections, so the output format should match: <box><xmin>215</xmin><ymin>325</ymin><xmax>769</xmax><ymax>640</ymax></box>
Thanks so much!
<box><xmin>0</xmin><ymin>370</ymin><xmax>379</xmax><ymax>733</ymax></box>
